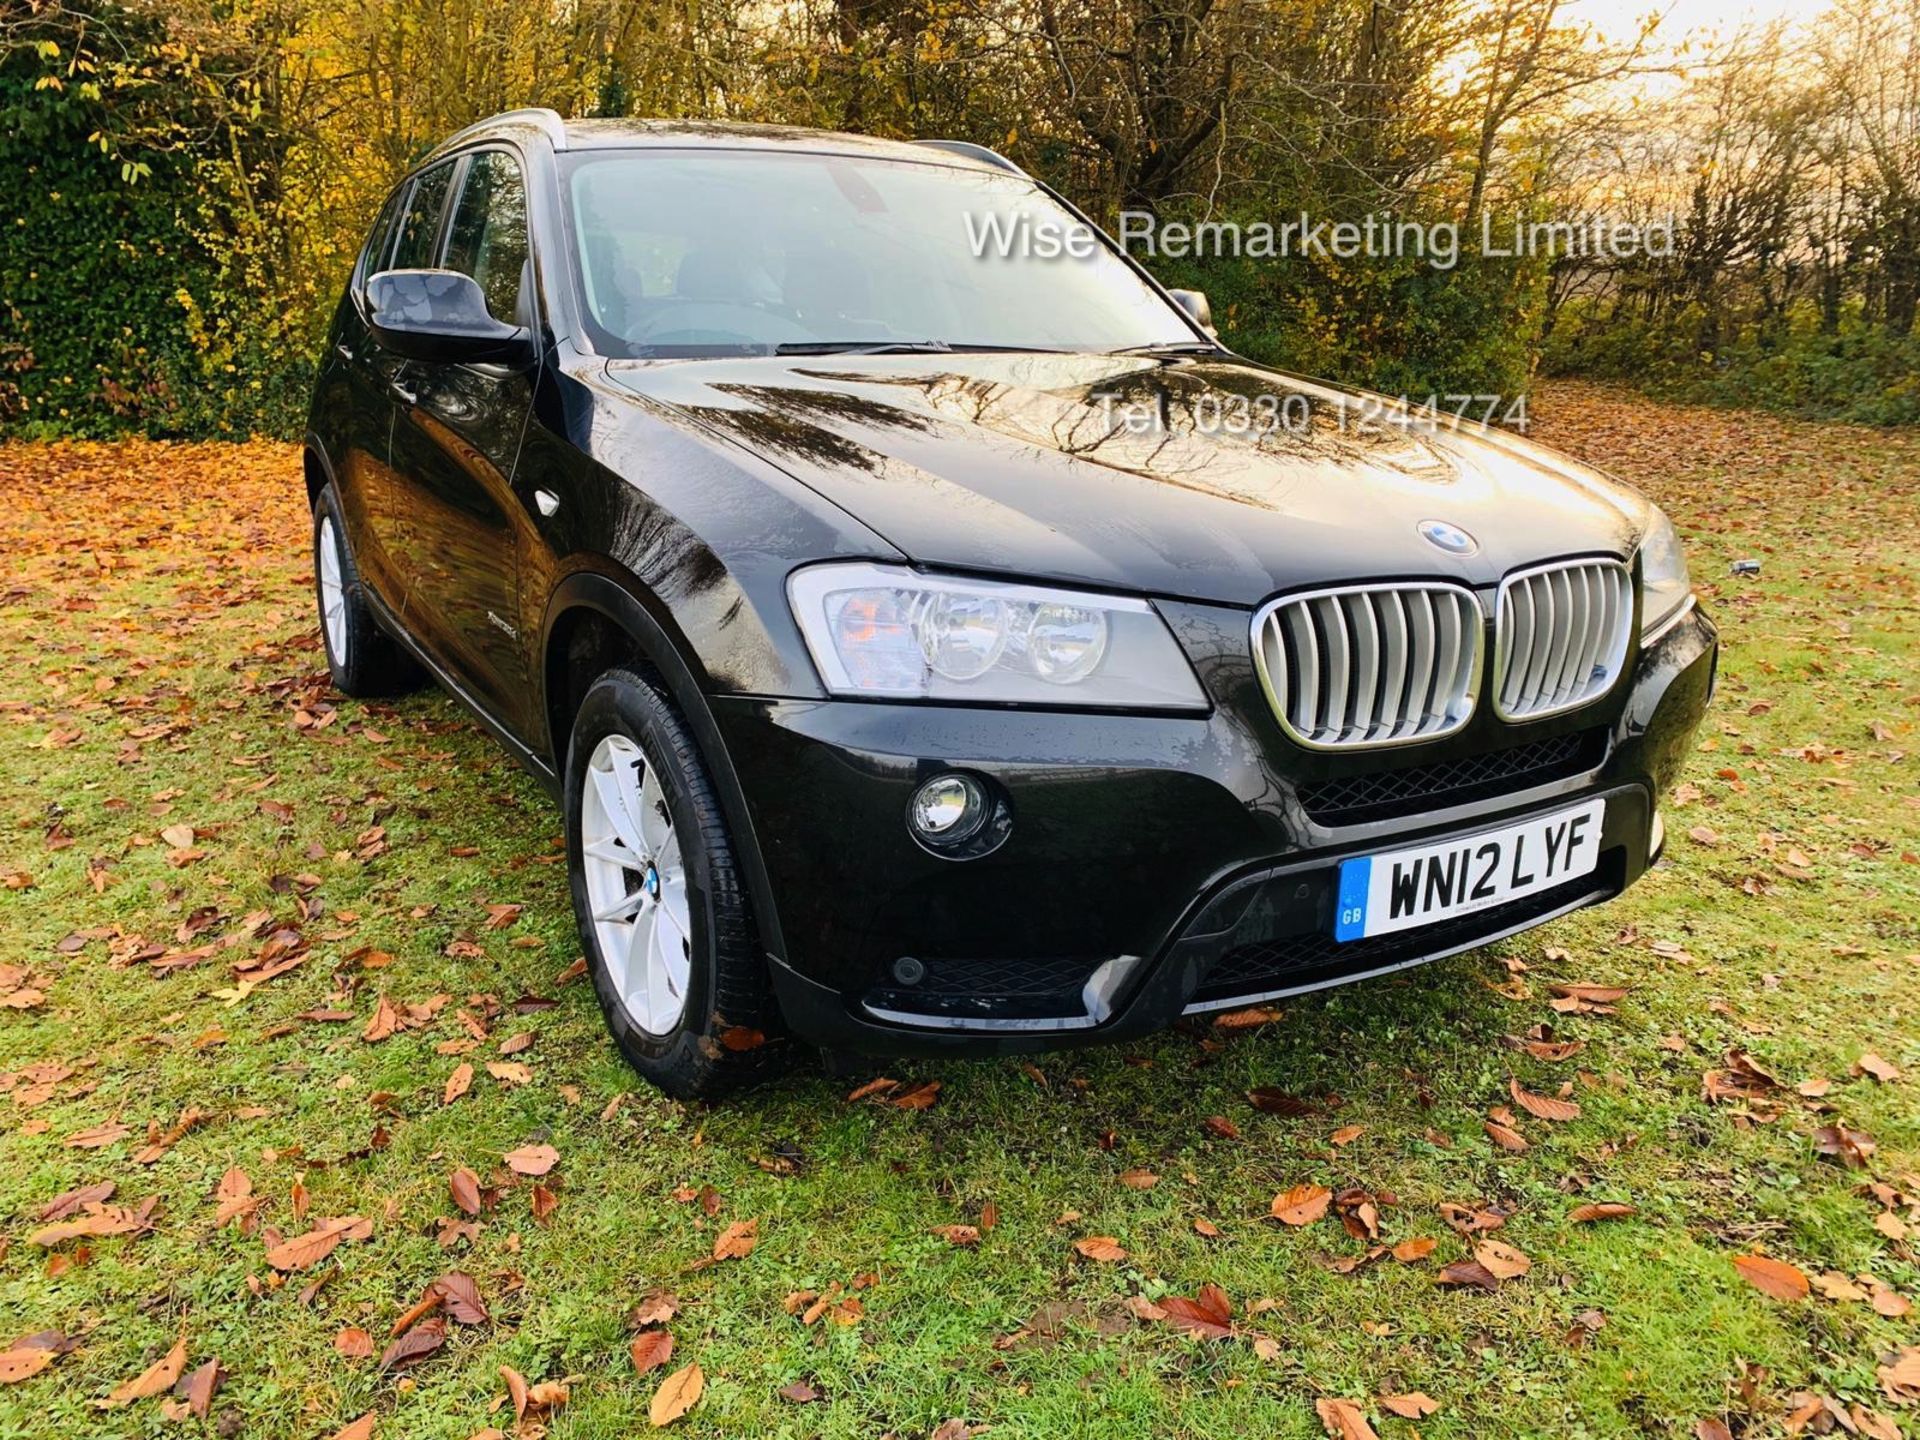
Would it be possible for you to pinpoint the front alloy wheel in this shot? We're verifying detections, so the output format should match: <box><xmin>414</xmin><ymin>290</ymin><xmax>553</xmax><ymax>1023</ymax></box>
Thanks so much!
<box><xmin>579</xmin><ymin>733</ymin><xmax>693</xmax><ymax>1035</ymax></box>
<box><xmin>564</xmin><ymin>667</ymin><xmax>782</xmax><ymax>1095</ymax></box>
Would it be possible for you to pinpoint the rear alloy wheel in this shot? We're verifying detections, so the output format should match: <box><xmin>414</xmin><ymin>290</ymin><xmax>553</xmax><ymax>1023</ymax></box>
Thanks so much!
<box><xmin>318</xmin><ymin>514</ymin><xmax>350</xmax><ymax>665</ymax></box>
<box><xmin>311</xmin><ymin>482</ymin><xmax>418</xmax><ymax>697</ymax></box>
<box><xmin>565</xmin><ymin>667</ymin><xmax>782</xmax><ymax>1096</ymax></box>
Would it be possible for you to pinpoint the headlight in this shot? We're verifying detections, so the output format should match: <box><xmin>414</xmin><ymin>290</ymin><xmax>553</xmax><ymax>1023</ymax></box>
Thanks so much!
<box><xmin>1636</xmin><ymin>509</ymin><xmax>1693</xmax><ymax>639</ymax></box>
<box><xmin>787</xmin><ymin>562</ymin><xmax>1207</xmax><ymax>708</ymax></box>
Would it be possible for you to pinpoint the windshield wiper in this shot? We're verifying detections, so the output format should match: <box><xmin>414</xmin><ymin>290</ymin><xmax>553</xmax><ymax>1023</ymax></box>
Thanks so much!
<box><xmin>774</xmin><ymin>340</ymin><xmax>1079</xmax><ymax>356</ymax></box>
<box><xmin>1105</xmin><ymin>340</ymin><xmax>1224</xmax><ymax>357</ymax></box>
<box><xmin>775</xmin><ymin>339</ymin><xmax>954</xmax><ymax>355</ymax></box>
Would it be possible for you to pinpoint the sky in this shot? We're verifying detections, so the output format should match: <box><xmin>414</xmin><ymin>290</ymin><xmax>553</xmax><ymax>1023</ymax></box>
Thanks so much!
<box><xmin>1580</xmin><ymin>0</ymin><xmax>1823</xmax><ymax>47</ymax></box>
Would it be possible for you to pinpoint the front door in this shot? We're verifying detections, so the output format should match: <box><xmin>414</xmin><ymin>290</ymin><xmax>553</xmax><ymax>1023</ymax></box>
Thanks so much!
<box><xmin>385</xmin><ymin>148</ymin><xmax>543</xmax><ymax>740</ymax></box>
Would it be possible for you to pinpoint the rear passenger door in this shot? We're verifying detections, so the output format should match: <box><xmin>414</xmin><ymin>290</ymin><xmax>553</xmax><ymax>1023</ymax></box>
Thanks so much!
<box><xmin>322</xmin><ymin>184</ymin><xmax>408</xmax><ymax>606</ymax></box>
<box><xmin>359</xmin><ymin>159</ymin><xmax>459</xmax><ymax>605</ymax></box>
<box><xmin>385</xmin><ymin>148</ymin><xmax>543</xmax><ymax>738</ymax></box>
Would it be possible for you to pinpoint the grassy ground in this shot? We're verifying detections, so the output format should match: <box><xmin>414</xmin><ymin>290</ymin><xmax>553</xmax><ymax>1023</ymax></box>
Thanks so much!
<box><xmin>0</xmin><ymin>381</ymin><xmax>1916</xmax><ymax>1440</ymax></box>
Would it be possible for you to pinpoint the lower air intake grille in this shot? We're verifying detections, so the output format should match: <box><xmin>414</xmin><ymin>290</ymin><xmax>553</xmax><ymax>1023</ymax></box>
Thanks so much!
<box><xmin>1253</xmin><ymin>583</ymin><xmax>1483</xmax><ymax>749</ymax></box>
<box><xmin>1191</xmin><ymin>863</ymin><xmax>1619</xmax><ymax>1009</ymax></box>
<box><xmin>863</xmin><ymin>954</ymin><xmax>1099</xmax><ymax>1023</ymax></box>
<box><xmin>1297</xmin><ymin>729</ymin><xmax>1604</xmax><ymax>825</ymax></box>
<box><xmin>1494</xmin><ymin>558</ymin><xmax>1633</xmax><ymax>720</ymax></box>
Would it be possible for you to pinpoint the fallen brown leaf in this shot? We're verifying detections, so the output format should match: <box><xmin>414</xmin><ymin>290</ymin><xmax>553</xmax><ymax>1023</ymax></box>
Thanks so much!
<box><xmin>449</xmin><ymin>1167</ymin><xmax>483</xmax><ymax>1216</ymax></box>
<box><xmin>630</xmin><ymin>1290</ymin><xmax>680</xmax><ymax>1327</ymax></box>
<box><xmin>712</xmin><ymin>1218</ymin><xmax>758</xmax><ymax>1262</ymax></box>
<box><xmin>503</xmin><ymin>1143</ymin><xmax>559</xmax><ymax>1176</ymax></box>
<box><xmin>1733</xmin><ymin>1253</ymin><xmax>1810</xmax><ymax>1302</ymax></box>
<box><xmin>1474</xmin><ymin>1239</ymin><xmax>1532</xmax><ymax>1280</ymax></box>
<box><xmin>650</xmin><ymin>1362</ymin><xmax>704</xmax><ymax>1426</ymax></box>
<box><xmin>362</xmin><ymin>994</ymin><xmax>399</xmax><ymax>1043</ymax></box>
<box><xmin>1876</xmin><ymin>1347</ymin><xmax>1920</xmax><ymax>1405</ymax></box>
<box><xmin>378</xmin><ymin>1317</ymin><xmax>445</xmax><ymax>1371</ymax></box>
<box><xmin>1159</xmin><ymin>1282</ymin><xmax>1233</xmax><ymax>1340</ymax></box>
<box><xmin>1271</xmin><ymin>1184</ymin><xmax>1332</xmax><ymax>1227</ymax></box>
<box><xmin>64</xmin><ymin>1120</ymin><xmax>131</xmax><ymax>1150</ymax></box>
<box><xmin>1814</xmin><ymin>1123</ymin><xmax>1876</xmax><ymax>1168</ymax></box>
<box><xmin>1315</xmin><ymin>1396</ymin><xmax>1380</xmax><ymax>1440</ymax></box>
<box><xmin>1246</xmin><ymin>1087</ymin><xmax>1317</xmax><ymax>1116</ymax></box>
<box><xmin>1510</xmin><ymin>1076</ymin><xmax>1581</xmax><ymax>1122</ymax></box>
<box><xmin>0</xmin><ymin>1339</ymin><xmax>62</xmax><ymax>1385</ymax></box>
<box><xmin>96</xmin><ymin>1334</ymin><xmax>186</xmax><ymax>1408</ymax></box>
<box><xmin>1549</xmin><ymin>982</ymin><xmax>1629</xmax><ymax>1004</ymax></box>
<box><xmin>892</xmin><ymin>1080</ymin><xmax>942</xmax><ymax>1110</ymax></box>
<box><xmin>443</xmin><ymin>1063</ymin><xmax>473</xmax><ymax>1104</ymax></box>
<box><xmin>1483</xmin><ymin>1118</ymin><xmax>1529</xmax><ymax>1152</ymax></box>
<box><xmin>40</xmin><ymin>1180</ymin><xmax>115</xmax><ymax>1220</ymax></box>
<box><xmin>432</xmin><ymin>1272</ymin><xmax>488</xmax><ymax>1325</ymax></box>
<box><xmin>1568</xmin><ymin>1202</ymin><xmax>1637</xmax><ymax>1224</ymax></box>
<box><xmin>630</xmin><ymin>1329</ymin><xmax>674</xmax><ymax>1375</ymax></box>
<box><xmin>334</xmin><ymin>1327</ymin><xmax>374</xmax><ymax>1360</ymax></box>
<box><xmin>265</xmin><ymin>1216</ymin><xmax>369</xmax><ymax>1272</ymax></box>
<box><xmin>1214</xmin><ymin>1005</ymin><xmax>1284</xmax><ymax>1030</ymax></box>
<box><xmin>1435</xmin><ymin>1259</ymin><xmax>1501</xmax><ymax>1291</ymax></box>
<box><xmin>1380</xmin><ymin>1392</ymin><xmax>1440</xmax><ymax>1419</ymax></box>
<box><xmin>182</xmin><ymin>1357</ymin><xmax>220</xmax><ymax>1420</ymax></box>
<box><xmin>1855</xmin><ymin>1052</ymin><xmax>1902</xmax><ymax>1083</ymax></box>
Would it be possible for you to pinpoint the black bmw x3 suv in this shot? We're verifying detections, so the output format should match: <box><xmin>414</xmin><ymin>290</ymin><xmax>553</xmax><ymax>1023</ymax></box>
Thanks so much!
<box><xmin>305</xmin><ymin>108</ymin><xmax>1716</xmax><ymax>1095</ymax></box>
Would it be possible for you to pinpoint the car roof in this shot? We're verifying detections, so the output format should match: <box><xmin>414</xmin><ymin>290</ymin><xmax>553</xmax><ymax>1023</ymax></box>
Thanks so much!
<box><xmin>424</xmin><ymin>110</ymin><xmax>1016</xmax><ymax>176</ymax></box>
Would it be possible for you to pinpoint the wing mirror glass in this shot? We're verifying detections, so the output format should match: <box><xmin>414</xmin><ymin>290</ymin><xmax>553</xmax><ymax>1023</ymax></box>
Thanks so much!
<box><xmin>365</xmin><ymin>269</ymin><xmax>533</xmax><ymax>365</ymax></box>
<box><xmin>1168</xmin><ymin>287</ymin><xmax>1217</xmax><ymax>337</ymax></box>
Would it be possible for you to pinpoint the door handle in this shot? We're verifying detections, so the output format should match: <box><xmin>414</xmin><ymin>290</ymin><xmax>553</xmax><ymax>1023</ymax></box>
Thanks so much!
<box><xmin>533</xmin><ymin>490</ymin><xmax>560</xmax><ymax>517</ymax></box>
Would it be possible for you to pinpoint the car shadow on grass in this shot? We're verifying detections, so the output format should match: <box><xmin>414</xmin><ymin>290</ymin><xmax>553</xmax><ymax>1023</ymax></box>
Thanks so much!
<box><xmin>714</xmin><ymin>942</ymin><xmax>1526</xmax><ymax>1154</ymax></box>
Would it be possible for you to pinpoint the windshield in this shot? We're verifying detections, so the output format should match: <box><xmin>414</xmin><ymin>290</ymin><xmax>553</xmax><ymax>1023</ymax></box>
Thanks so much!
<box><xmin>562</xmin><ymin>148</ymin><xmax>1199</xmax><ymax>358</ymax></box>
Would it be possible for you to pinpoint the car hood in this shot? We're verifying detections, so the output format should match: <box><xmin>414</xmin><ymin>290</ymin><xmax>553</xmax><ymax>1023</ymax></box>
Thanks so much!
<box><xmin>604</xmin><ymin>351</ymin><xmax>1649</xmax><ymax>608</ymax></box>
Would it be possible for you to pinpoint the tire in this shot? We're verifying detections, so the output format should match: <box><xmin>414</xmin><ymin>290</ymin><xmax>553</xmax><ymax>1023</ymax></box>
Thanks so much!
<box><xmin>312</xmin><ymin>484</ymin><xmax>419</xmax><ymax>697</ymax></box>
<box><xmin>565</xmin><ymin>666</ymin><xmax>784</xmax><ymax>1097</ymax></box>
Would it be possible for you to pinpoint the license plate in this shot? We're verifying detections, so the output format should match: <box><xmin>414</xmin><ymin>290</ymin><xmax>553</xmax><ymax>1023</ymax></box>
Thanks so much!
<box><xmin>1334</xmin><ymin>798</ymin><xmax>1605</xmax><ymax>942</ymax></box>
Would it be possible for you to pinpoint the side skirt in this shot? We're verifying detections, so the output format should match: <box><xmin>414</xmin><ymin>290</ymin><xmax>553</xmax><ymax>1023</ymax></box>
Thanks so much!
<box><xmin>359</xmin><ymin>580</ymin><xmax>561</xmax><ymax>799</ymax></box>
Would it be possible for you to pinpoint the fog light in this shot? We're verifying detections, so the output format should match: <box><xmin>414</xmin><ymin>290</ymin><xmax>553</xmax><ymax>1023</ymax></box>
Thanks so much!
<box><xmin>909</xmin><ymin>773</ymin><xmax>987</xmax><ymax>848</ymax></box>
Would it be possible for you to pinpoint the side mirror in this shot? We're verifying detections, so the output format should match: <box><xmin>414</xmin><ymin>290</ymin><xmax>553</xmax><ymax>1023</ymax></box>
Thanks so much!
<box><xmin>366</xmin><ymin>269</ymin><xmax>533</xmax><ymax>365</ymax></box>
<box><xmin>1168</xmin><ymin>287</ymin><xmax>1217</xmax><ymax>338</ymax></box>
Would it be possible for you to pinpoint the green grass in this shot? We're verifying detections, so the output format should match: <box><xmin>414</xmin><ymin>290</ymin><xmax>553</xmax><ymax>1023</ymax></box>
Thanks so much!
<box><xmin>1</xmin><ymin>382</ymin><xmax>1916</xmax><ymax>1439</ymax></box>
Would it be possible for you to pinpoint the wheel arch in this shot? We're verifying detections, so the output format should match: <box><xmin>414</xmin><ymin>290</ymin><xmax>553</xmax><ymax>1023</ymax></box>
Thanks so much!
<box><xmin>302</xmin><ymin>432</ymin><xmax>336</xmax><ymax>511</ymax></box>
<box><xmin>541</xmin><ymin>568</ymin><xmax>788</xmax><ymax>966</ymax></box>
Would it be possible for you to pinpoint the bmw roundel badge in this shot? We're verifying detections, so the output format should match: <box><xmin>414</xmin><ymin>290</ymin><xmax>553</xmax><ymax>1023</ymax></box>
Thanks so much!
<box><xmin>1418</xmin><ymin>519</ymin><xmax>1478</xmax><ymax>555</ymax></box>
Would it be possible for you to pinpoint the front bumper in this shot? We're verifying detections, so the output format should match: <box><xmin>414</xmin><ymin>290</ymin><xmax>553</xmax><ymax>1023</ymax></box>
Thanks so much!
<box><xmin>713</xmin><ymin>601</ymin><xmax>1716</xmax><ymax>1057</ymax></box>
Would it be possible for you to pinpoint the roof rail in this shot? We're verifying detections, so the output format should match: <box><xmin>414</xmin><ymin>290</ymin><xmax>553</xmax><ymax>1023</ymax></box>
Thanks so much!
<box><xmin>912</xmin><ymin>139</ymin><xmax>1026</xmax><ymax>176</ymax></box>
<box><xmin>428</xmin><ymin>107</ymin><xmax>569</xmax><ymax>160</ymax></box>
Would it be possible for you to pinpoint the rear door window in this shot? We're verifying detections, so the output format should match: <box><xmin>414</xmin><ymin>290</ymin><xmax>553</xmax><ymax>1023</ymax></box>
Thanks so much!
<box><xmin>390</xmin><ymin>161</ymin><xmax>457</xmax><ymax>270</ymax></box>
<box><xmin>357</xmin><ymin>186</ymin><xmax>407</xmax><ymax>292</ymax></box>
